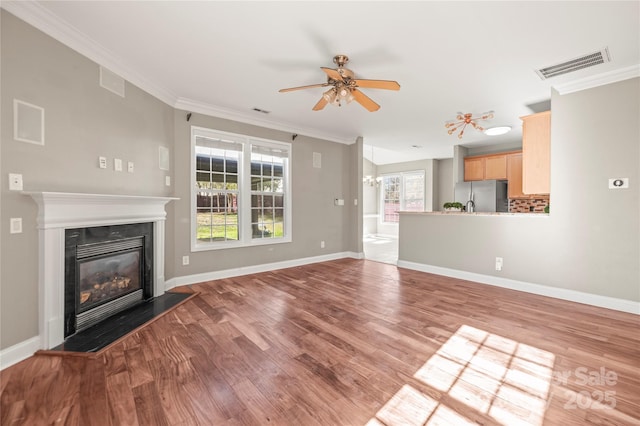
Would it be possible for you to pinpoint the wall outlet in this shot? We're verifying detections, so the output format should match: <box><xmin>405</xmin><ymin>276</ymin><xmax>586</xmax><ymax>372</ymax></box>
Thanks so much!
<box><xmin>114</xmin><ymin>158</ymin><xmax>123</xmax><ymax>172</ymax></box>
<box><xmin>165</xmin><ymin>176</ymin><xmax>171</xmax><ymax>186</ymax></box>
<box><xmin>182</xmin><ymin>255</ymin><xmax>190</xmax><ymax>266</ymax></box>
<box><xmin>608</xmin><ymin>178</ymin><xmax>629</xmax><ymax>189</ymax></box>
<box><xmin>334</xmin><ymin>198</ymin><xmax>344</xmax><ymax>206</ymax></box>
<box><xmin>98</xmin><ymin>156</ymin><xmax>107</xmax><ymax>169</ymax></box>
<box><xmin>320</xmin><ymin>241</ymin><xmax>325</xmax><ymax>248</ymax></box>
<box><xmin>495</xmin><ymin>257</ymin><xmax>503</xmax><ymax>271</ymax></box>
<box><xmin>8</xmin><ymin>173</ymin><xmax>23</xmax><ymax>191</ymax></box>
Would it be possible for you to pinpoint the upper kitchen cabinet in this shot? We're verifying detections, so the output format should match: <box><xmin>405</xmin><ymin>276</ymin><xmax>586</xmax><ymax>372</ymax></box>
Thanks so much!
<box><xmin>507</xmin><ymin>152</ymin><xmax>525</xmax><ymax>198</ymax></box>
<box><xmin>464</xmin><ymin>152</ymin><xmax>509</xmax><ymax>181</ymax></box>
<box><xmin>484</xmin><ymin>155</ymin><xmax>508</xmax><ymax>180</ymax></box>
<box><xmin>521</xmin><ymin>111</ymin><xmax>550</xmax><ymax>194</ymax></box>
<box><xmin>464</xmin><ymin>157</ymin><xmax>485</xmax><ymax>181</ymax></box>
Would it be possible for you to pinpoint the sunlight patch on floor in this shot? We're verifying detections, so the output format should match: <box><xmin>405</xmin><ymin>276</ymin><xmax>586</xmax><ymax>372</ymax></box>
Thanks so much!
<box><xmin>369</xmin><ymin>324</ymin><xmax>555</xmax><ymax>425</ymax></box>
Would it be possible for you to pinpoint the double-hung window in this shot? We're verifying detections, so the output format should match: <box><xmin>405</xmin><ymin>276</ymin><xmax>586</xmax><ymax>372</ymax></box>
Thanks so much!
<box><xmin>381</xmin><ymin>171</ymin><xmax>425</xmax><ymax>223</ymax></box>
<box><xmin>191</xmin><ymin>127</ymin><xmax>291</xmax><ymax>251</ymax></box>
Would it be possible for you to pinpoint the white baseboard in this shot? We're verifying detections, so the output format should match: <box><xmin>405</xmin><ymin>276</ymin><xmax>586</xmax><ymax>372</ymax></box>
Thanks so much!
<box><xmin>165</xmin><ymin>251</ymin><xmax>361</xmax><ymax>290</ymax></box>
<box><xmin>0</xmin><ymin>336</ymin><xmax>41</xmax><ymax>371</ymax></box>
<box><xmin>397</xmin><ymin>260</ymin><xmax>640</xmax><ymax>315</ymax></box>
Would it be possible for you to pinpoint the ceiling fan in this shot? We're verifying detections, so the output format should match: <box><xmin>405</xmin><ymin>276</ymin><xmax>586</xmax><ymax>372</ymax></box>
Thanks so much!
<box><xmin>279</xmin><ymin>55</ymin><xmax>400</xmax><ymax>112</ymax></box>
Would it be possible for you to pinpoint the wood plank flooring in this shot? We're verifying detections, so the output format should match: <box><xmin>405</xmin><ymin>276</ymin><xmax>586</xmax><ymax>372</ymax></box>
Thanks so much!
<box><xmin>1</xmin><ymin>259</ymin><xmax>639</xmax><ymax>425</ymax></box>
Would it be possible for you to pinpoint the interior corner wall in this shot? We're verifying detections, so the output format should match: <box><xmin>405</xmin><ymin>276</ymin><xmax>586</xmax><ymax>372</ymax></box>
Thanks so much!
<box><xmin>171</xmin><ymin>110</ymin><xmax>355</xmax><ymax>279</ymax></box>
<box><xmin>0</xmin><ymin>10</ymin><xmax>174</xmax><ymax>350</ymax></box>
<box><xmin>363</xmin><ymin>157</ymin><xmax>378</xmax><ymax>236</ymax></box>
<box><xmin>350</xmin><ymin>137</ymin><xmax>364</xmax><ymax>254</ymax></box>
<box><xmin>437</xmin><ymin>158</ymin><xmax>454</xmax><ymax>210</ymax></box>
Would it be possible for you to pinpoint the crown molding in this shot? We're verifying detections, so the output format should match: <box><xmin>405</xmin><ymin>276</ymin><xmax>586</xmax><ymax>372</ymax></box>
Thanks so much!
<box><xmin>2</xmin><ymin>1</ymin><xmax>357</xmax><ymax>145</ymax></box>
<box><xmin>174</xmin><ymin>97</ymin><xmax>356</xmax><ymax>145</ymax></box>
<box><xmin>553</xmin><ymin>64</ymin><xmax>640</xmax><ymax>95</ymax></box>
<box><xmin>2</xmin><ymin>1</ymin><xmax>179</xmax><ymax>106</ymax></box>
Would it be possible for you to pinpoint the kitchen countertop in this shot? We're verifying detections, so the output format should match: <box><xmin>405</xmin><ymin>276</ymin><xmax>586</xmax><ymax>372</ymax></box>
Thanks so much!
<box><xmin>400</xmin><ymin>211</ymin><xmax>548</xmax><ymax>217</ymax></box>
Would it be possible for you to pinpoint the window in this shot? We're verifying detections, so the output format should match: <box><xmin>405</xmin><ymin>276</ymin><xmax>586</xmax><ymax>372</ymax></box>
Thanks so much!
<box><xmin>382</xmin><ymin>175</ymin><xmax>401</xmax><ymax>222</ymax></box>
<box><xmin>191</xmin><ymin>127</ymin><xmax>291</xmax><ymax>251</ymax></box>
<box><xmin>381</xmin><ymin>171</ymin><xmax>425</xmax><ymax>223</ymax></box>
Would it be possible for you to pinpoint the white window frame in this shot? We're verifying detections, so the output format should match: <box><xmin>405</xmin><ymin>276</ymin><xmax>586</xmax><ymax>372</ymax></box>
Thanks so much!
<box><xmin>379</xmin><ymin>170</ymin><xmax>425</xmax><ymax>224</ymax></box>
<box><xmin>191</xmin><ymin>126</ymin><xmax>292</xmax><ymax>252</ymax></box>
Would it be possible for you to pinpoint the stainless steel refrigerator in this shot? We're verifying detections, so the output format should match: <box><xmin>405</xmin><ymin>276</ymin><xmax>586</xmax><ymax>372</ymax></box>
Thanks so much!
<box><xmin>454</xmin><ymin>180</ymin><xmax>509</xmax><ymax>212</ymax></box>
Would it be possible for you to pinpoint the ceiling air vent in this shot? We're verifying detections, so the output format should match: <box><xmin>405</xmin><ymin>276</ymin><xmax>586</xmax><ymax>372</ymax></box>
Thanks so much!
<box><xmin>535</xmin><ymin>47</ymin><xmax>610</xmax><ymax>80</ymax></box>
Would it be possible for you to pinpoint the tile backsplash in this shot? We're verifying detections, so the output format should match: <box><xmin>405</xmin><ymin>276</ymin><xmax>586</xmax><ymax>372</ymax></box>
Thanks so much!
<box><xmin>509</xmin><ymin>197</ymin><xmax>549</xmax><ymax>213</ymax></box>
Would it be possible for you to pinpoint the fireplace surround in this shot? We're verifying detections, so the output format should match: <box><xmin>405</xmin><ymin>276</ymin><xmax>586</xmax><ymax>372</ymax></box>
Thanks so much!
<box><xmin>26</xmin><ymin>192</ymin><xmax>177</xmax><ymax>349</ymax></box>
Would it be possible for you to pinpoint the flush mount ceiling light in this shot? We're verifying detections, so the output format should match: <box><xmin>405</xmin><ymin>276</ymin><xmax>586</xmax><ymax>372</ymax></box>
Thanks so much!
<box><xmin>484</xmin><ymin>126</ymin><xmax>512</xmax><ymax>136</ymax></box>
<box><xmin>445</xmin><ymin>111</ymin><xmax>494</xmax><ymax>139</ymax></box>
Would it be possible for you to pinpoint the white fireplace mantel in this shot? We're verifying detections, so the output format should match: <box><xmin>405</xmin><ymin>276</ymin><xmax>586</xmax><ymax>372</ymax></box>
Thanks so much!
<box><xmin>25</xmin><ymin>192</ymin><xmax>178</xmax><ymax>349</ymax></box>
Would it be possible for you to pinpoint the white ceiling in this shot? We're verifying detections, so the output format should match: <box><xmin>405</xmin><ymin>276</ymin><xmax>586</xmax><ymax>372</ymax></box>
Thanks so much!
<box><xmin>4</xmin><ymin>1</ymin><xmax>639</xmax><ymax>164</ymax></box>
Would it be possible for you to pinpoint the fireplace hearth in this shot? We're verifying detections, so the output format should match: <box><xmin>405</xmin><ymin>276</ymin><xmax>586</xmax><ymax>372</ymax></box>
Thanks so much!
<box><xmin>65</xmin><ymin>223</ymin><xmax>153</xmax><ymax>337</ymax></box>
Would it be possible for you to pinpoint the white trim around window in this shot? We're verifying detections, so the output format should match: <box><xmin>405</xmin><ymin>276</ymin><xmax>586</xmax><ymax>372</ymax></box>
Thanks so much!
<box><xmin>190</xmin><ymin>126</ymin><xmax>292</xmax><ymax>252</ymax></box>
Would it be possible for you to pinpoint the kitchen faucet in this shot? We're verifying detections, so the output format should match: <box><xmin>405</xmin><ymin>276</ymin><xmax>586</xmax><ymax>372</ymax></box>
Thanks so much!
<box><xmin>466</xmin><ymin>199</ymin><xmax>475</xmax><ymax>213</ymax></box>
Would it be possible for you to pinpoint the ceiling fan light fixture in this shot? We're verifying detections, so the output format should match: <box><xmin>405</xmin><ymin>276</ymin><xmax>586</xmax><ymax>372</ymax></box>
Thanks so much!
<box><xmin>484</xmin><ymin>126</ymin><xmax>512</xmax><ymax>136</ymax></box>
<box><xmin>322</xmin><ymin>88</ymin><xmax>337</xmax><ymax>103</ymax></box>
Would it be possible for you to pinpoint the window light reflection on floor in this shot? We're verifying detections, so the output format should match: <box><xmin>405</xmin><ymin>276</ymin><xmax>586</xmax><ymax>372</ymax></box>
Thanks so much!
<box><xmin>368</xmin><ymin>325</ymin><xmax>556</xmax><ymax>426</ymax></box>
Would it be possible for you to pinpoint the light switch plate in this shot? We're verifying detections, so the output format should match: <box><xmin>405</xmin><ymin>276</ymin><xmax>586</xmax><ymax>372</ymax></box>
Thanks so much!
<box><xmin>127</xmin><ymin>161</ymin><xmax>134</xmax><ymax>173</ymax></box>
<box><xmin>313</xmin><ymin>152</ymin><xmax>321</xmax><ymax>168</ymax></box>
<box><xmin>10</xmin><ymin>218</ymin><xmax>22</xmax><ymax>234</ymax></box>
<box><xmin>114</xmin><ymin>158</ymin><xmax>123</xmax><ymax>172</ymax></box>
<box><xmin>165</xmin><ymin>176</ymin><xmax>171</xmax><ymax>186</ymax></box>
<box><xmin>99</xmin><ymin>156</ymin><xmax>107</xmax><ymax>169</ymax></box>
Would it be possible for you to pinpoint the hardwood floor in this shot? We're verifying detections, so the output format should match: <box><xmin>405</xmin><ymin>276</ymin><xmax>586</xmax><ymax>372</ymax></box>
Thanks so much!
<box><xmin>1</xmin><ymin>259</ymin><xmax>639</xmax><ymax>425</ymax></box>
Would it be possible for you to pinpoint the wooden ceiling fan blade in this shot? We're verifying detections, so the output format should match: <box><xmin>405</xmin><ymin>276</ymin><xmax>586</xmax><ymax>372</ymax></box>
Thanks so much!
<box><xmin>320</xmin><ymin>67</ymin><xmax>344</xmax><ymax>82</ymax></box>
<box><xmin>352</xmin><ymin>89</ymin><xmax>380</xmax><ymax>112</ymax></box>
<box><xmin>312</xmin><ymin>97</ymin><xmax>328</xmax><ymax>111</ymax></box>
<box><xmin>279</xmin><ymin>83</ymin><xmax>328</xmax><ymax>93</ymax></box>
<box><xmin>353</xmin><ymin>79</ymin><xmax>400</xmax><ymax>90</ymax></box>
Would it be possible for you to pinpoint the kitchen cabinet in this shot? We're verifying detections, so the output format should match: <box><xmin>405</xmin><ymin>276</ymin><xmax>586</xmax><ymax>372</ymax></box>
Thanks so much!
<box><xmin>521</xmin><ymin>111</ymin><xmax>550</xmax><ymax>194</ymax></box>
<box><xmin>464</xmin><ymin>157</ymin><xmax>485</xmax><ymax>181</ymax></box>
<box><xmin>464</xmin><ymin>152</ymin><xmax>509</xmax><ymax>181</ymax></box>
<box><xmin>507</xmin><ymin>152</ymin><xmax>525</xmax><ymax>198</ymax></box>
<box><xmin>484</xmin><ymin>155</ymin><xmax>507</xmax><ymax>180</ymax></box>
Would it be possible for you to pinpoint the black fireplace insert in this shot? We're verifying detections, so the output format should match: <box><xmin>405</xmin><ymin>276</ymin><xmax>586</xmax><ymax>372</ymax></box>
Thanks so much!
<box><xmin>64</xmin><ymin>223</ymin><xmax>153</xmax><ymax>337</ymax></box>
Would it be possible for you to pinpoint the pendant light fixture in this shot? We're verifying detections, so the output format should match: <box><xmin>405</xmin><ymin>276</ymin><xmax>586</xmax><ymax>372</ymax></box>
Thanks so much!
<box><xmin>445</xmin><ymin>111</ymin><xmax>494</xmax><ymax>139</ymax></box>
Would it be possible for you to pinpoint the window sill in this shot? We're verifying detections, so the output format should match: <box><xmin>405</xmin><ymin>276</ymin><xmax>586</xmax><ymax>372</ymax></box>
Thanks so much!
<box><xmin>191</xmin><ymin>236</ymin><xmax>292</xmax><ymax>252</ymax></box>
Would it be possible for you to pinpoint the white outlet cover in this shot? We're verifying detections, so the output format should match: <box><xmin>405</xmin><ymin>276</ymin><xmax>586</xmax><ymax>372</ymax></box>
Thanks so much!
<box><xmin>608</xmin><ymin>178</ymin><xmax>629</xmax><ymax>189</ymax></box>
<box><xmin>8</xmin><ymin>173</ymin><xmax>23</xmax><ymax>191</ymax></box>
<box><xmin>165</xmin><ymin>176</ymin><xmax>171</xmax><ymax>186</ymax></box>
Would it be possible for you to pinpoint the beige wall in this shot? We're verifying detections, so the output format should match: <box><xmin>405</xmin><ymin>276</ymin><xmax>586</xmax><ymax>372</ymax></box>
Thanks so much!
<box><xmin>170</xmin><ymin>111</ymin><xmax>356</xmax><ymax>277</ymax></box>
<box><xmin>436</xmin><ymin>158</ymin><xmax>454</xmax><ymax>211</ymax></box>
<box><xmin>1</xmin><ymin>11</ymin><xmax>175</xmax><ymax>349</ymax></box>
<box><xmin>400</xmin><ymin>78</ymin><xmax>640</xmax><ymax>302</ymax></box>
<box><xmin>0</xmin><ymin>11</ymin><xmax>357</xmax><ymax>351</ymax></box>
<box><xmin>362</xmin><ymin>157</ymin><xmax>378</xmax><ymax>235</ymax></box>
